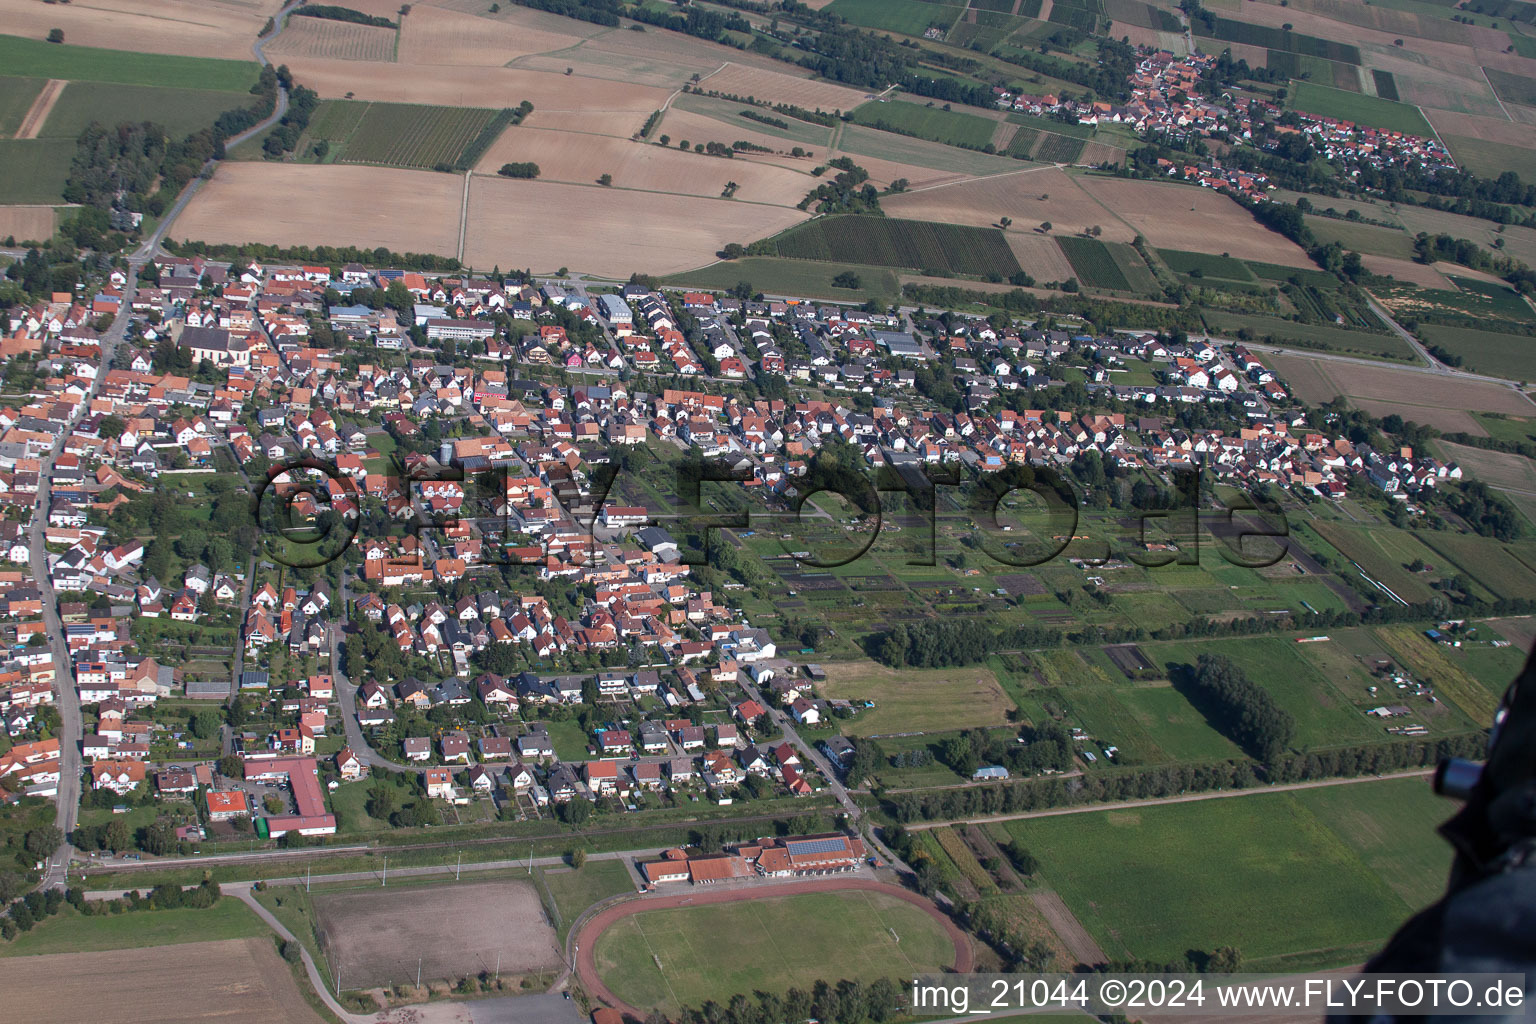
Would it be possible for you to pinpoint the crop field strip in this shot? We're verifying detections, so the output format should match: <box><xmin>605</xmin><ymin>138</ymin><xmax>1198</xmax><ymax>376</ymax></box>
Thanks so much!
<box><xmin>1195</xmin><ymin>14</ymin><xmax>1361</xmax><ymax>63</ymax></box>
<box><xmin>1289</xmin><ymin>82</ymin><xmax>1435</xmax><ymax>136</ymax></box>
<box><xmin>0</xmin><ymin>76</ymin><xmax>46</xmax><ymax>138</ymax></box>
<box><xmin>0</xmin><ymin>34</ymin><xmax>260</xmax><ymax>91</ymax></box>
<box><xmin>302</xmin><ymin>100</ymin><xmax>505</xmax><ymax>170</ymax></box>
<box><xmin>847</xmin><ymin>98</ymin><xmax>999</xmax><ymax>150</ymax></box>
<box><xmin>772</xmin><ymin>215</ymin><xmax>1023</xmax><ymax>278</ymax></box>
<box><xmin>1058</xmin><ymin>235</ymin><xmax>1131</xmax><ymax>290</ymax></box>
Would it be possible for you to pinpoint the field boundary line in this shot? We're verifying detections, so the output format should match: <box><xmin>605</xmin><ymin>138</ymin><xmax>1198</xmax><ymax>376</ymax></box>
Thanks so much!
<box><xmin>457</xmin><ymin>169</ymin><xmax>470</xmax><ymax>261</ymax></box>
<box><xmin>1479</xmin><ymin>67</ymin><xmax>1514</xmax><ymax>122</ymax></box>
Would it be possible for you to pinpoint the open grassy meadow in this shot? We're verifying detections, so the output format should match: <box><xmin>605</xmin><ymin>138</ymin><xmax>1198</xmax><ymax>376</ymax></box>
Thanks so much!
<box><xmin>664</xmin><ymin>256</ymin><xmax>903</xmax><ymax>303</ymax></box>
<box><xmin>592</xmin><ymin>890</ymin><xmax>956</xmax><ymax>1014</ymax></box>
<box><xmin>1005</xmin><ymin>784</ymin><xmax>1432</xmax><ymax>967</ymax></box>
<box><xmin>538</xmin><ymin>860</ymin><xmax>635</xmax><ymax>942</ymax></box>
<box><xmin>0</xmin><ymin>35</ymin><xmax>260</xmax><ymax>91</ymax></box>
<box><xmin>39</xmin><ymin>82</ymin><xmax>245</xmax><ymax>141</ymax></box>
<box><xmin>848</xmin><ymin>98</ymin><xmax>999</xmax><ymax>150</ymax></box>
<box><xmin>0</xmin><ymin>138</ymin><xmax>74</xmax><ymax>203</ymax></box>
<box><xmin>0</xmin><ymin>76</ymin><xmax>45</xmax><ymax>137</ymax></box>
<box><xmin>0</xmin><ymin>899</ymin><xmax>267</xmax><ymax>957</ymax></box>
<box><xmin>819</xmin><ymin>660</ymin><xmax>1015</xmax><ymax>735</ymax></box>
<box><xmin>1290</xmin><ymin>82</ymin><xmax>1434</xmax><ymax>135</ymax></box>
<box><xmin>1416</xmin><ymin>324</ymin><xmax>1536</xmax><ymax>382</ymax></box>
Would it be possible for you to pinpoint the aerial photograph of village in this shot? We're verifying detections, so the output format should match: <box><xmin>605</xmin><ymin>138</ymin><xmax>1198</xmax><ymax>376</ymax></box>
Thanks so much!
<box><xmin>0</xmin><ymin>0</ymin><xmax>1534</xmax><ymax>1020</ymax></box>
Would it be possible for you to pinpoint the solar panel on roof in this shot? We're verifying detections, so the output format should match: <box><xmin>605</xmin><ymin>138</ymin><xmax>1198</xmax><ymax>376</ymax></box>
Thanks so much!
<box><xmin>785</xmin><ymin>837</ymin><xmax>848</xmax><ymax>856</ymax></box>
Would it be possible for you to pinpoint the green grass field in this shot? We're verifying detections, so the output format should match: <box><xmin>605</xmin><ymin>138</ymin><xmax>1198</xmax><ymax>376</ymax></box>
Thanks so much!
<box><xmin>1107</xmin><ymin>685</ymin><xmax>1245</xmax><ymax>761</ymax></box>
<box><xmin>1294</xmin><ymin>776</ymin><xmax>1452</xmax><ymax>911</ymax></box>
<box><xmin>819</xmin><ymin>661</ymin><xmax>1015</xmax><ymax>735</ymax></box>
<box><xmin>1160</xmin><ymin>248</ymin><xmax>1254</xmax><ymax>281</ymax></box>
<box><xmin>1201</xmin><ymin>310</ymin><xmax>1413</xmax><ymax>359</ymax></box>
<box><xmin>592</xmin><ymin>890</ymin><xmax>956</xmax><ymax>1013</ymax></box>
<box><xmin>39</xmin><ymin>82</ymin><xmax>243</xmax><ymax>141</ymax></box>
<box><xmin>539</xmin><ymin>860</ymin><xmax>634</xmax><ymax>942</ymax></box>
<box><xmin>1006</xmin><ymin>786</ymin><xmax>1424</xmax><ymax>966</ymax></box>
<box><xmin>1483</xmin><ymin>67</ymin><xmax>1536</xmax><ymax>106</ymax></box>
<box><xmin>1290</xmin><ymin>81</ymin><xmax>1434</xmax><ymax>136</ymax></box>
<box><xmin>0</xmin><ymin>35</ymin><xmax>260</xmax><ymax>91</ymax></box>
<box><xmin>664</xmin><ymin>256</ymin><xmax>903</xmax><ymax>302</ymax></box>
<box><xmin>772</xmin><ymin>215</ymin><xmax>1021</xmax><ymax>278</ymax></box>
<box><xmin>0</xmin><ymin>76</ymin><xmax>45</xmax><ymax>137</ymax></box>
<box><xmin>0</xmin><ymin>899</ymin><xmax>266</xmax><ymax>957</ymax></box>
<box><xmin>825</xmin><ymin>0</ymin><xmax>961</xmax><ymax>35</ymax></box>
<box><xmin>848</xmin><ymin>98</ymin><xmax>998</xmax><ymax>150</ymax></box>
<box><xmin>1417</xmin><ymin>323</ymin><xmax>1536</xmax><ymax>382</ymax></box>
<box><xmin>0</xmin><ymin>139</ymin><xmax>74</xmax><ymax>203</ymax></box>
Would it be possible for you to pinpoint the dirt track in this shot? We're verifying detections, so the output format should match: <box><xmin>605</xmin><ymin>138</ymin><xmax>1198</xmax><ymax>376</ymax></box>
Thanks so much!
<box><xmin>573</xmin><ymin>878</ymin><xmax>973</xmax><ymax>1019</ymax></box>
<box><xmin>15</xmin><ymin>79</ymin><xmax>65</xmax><ymax>139</ymax></box>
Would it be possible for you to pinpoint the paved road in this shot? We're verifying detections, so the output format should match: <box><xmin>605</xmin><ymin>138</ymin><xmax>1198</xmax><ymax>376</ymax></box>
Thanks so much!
<box><xmin>27</xmin><ymin>4</ymin><xmax>303</xmax><ymax>890</ymax></box>
<box><xmin>903</xmin><ymin>768</ymin><xmax>1436</xmax><ymax>830</ymax></box>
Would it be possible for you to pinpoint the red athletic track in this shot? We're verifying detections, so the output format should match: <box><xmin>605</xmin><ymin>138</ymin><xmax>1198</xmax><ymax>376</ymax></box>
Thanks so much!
<box><xmin>572</xmin><ymin>877</ymin><xmax>974</xmax><ymax>1019</ymax></box>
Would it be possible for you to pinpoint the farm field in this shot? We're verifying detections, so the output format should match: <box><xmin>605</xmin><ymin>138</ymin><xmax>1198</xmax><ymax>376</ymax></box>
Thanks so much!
<box><xmin>0</xmin><ymin>0</ymin><xmax>282</xmax><ymax>62</ymax></box>
<box><xmin>669</xmin><ymin>92</ymin><xmax>836</xmax><ymax>148</ymax></box>
<box><xmin>39</xmin><ymin>82</ymin><xmax>244</xmax><ymax>141</ymax></box>
<box><xmin>1007</xmin><ymin>784</ymin><xmax>1430</xmax><ymax>967</ymax></box>
<box><xmin>1075</xmin><ymin>175</ymin><xmax>1317</xmax><ymax>265</ymax></box>
<box><xmin>848</xmin><ymin>98</ymin><xmax>1000</xmax><ymax>150</ymax></box>
<box><xmin>329</xmin><ymin>102</ymin><xmax>503</xmax><ymax>170</ymax></box>
<box><xmin>665</xmin><ymin>257</ymin><xmax>903</xmax><ymax>304</ymax></box>
<box><xmin>1203</xmin><ymin>311</ymin><xmax>1412</xmax><ymax>360</ymax></box>
<box><xmin>0</xmin><ymin>33</ymin><xmax>261</xmax><ymax>91</ymax></box>
<box><xmin>0</xmin><ymin>899</ymin><xmax>266</xmax><ymax>957</ymax></box>
<box><xmin>1055</xmin><ymin>235</ymin><xmax>1150</xmax><ymax>291</ymax></box>
<box><xmin>1308</xmin><ymin>519</ymin><xmax>1445</xmax><ymax>605</ymax></box>
<box><xmin>0</xmin><ymin>937</ymin><xmax>325</xmax><ymax>1024</ymax></box>
<box><xmin>312</xmin><ymin>880</ymin><xmax>561</xmax><ymax>989</ymax></box>
<box><xmin>770</xmin><ymin>215</ymin><xmax>1023</xmax><ymax>277</ymax></box>
<box><xmin>825</xmin><ymin>0</ymin><xmax>962</xmax><ymax>35</ymax></box>
<box><xmin>1005</xmin><ymin>231</ymin><xmax>1078</xmax><ymax>283</ymax></box>
<box><xmin>1264</xmin><ymin>351</ymin><xmax>1536</xmax><ymax>432</ymax></box>
<box><xmin>397</xmin><ymin>5</ymin><xmax>588</xmax><ymax>65</ymax></box>
<box><xmin>697</xmin><ymin>62</ymin><xmax>874</xmax><ymax>114</ymax></box>
<box><xmin>475</xmin><ymin>127</ymin><xmax>812</xmax><ymax>206</ymax></box>
<box><xmin>0</xmin><ymin>204</ymin><xmax>56</xmax><ymax>242</ymax></box>
<box><xmin>463</xmin><ymin>174</ymin><xmax>808</xmax><ymax>277</ymax></box>
<box><xmin>0</xmin><ymin>76</ymin><xmax>46</xmax><ymax>137</ymax></box>
<box><xmin>265</xmin><ymin>17</ymin><xmax>398</xmax><ymax>63</ymax></box>
<box><xmin>1296</xmin><ymin>77</ymin><xmax>1462</xmax><ymax>138</ymax></box>
<box><xmin>1416</xmin><ymin>324</ymin><xmax>1536</xmax><ymax>382</ymax></box>
<box><xmin>592</xmin><ymin>889</ymin><xmax>956</xmax><ymax>1014</ymax></box>
<box><xmin>819</xmin><ymin>660</ymin><xmax>1015</xmax><ymax>735</ymax></box>
<box><xmin>883</xmin><ymin>166</ymin><xmax>1134</xmax><ymax>240</ymax></box>
<box><xmin>0</xmin><ymin>139</ymin><xmax>75</xmax><ymax>203</ymax></box>
<box><xmin>173</xmin><ymin>162</ymin><xmax>464</xmax><ymax>258</ymax></box>
<box><xmin>834</xmin><ymin>122</ymin><xmax>1024</xmax><ymax>181</ymax></box>
<box><xmin>1307</xmin><ymin>217</ymin><xmax>1418</xmax><ymax>259</ymax></box>
<box><xmin>272</xmin><ymin>56</ymin><xmax>674</xmax><ymax>116</ymax></box>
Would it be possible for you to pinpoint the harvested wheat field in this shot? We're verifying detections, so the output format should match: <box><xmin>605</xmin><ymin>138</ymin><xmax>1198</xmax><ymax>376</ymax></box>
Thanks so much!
<box><xmin>702</xmin><ymin>63</ymin><xmax>873</xmax><ymax>113</ymax></box>
<box><xmin>475</xmin><ymin>128</ymin><xmax>811</xmax><ymax>205</ymax></box>
<box><xmin>0</xmin><ymin>0</ymin><xmax>282</xmax><ymax>60</ymax></box>
<box><xmin>0</xmin><ymin>205</ymin><xmax>56</xmax><ymax>241</ymax></box>
<box><xmin>523</xmin><ymin>108</ymin><xmax>651</xmax><ymax>139</ymax></box>
<box><xmin>1360</xmin><ymin>255</ymin><xmax>1451</xmax><ymax>290</ymax></box>
<box><xmin>658</xmin><ymin>108</ymin><xmax>827</xmax><ymax>168</ymax></box>
<box><xmin>0</xmin><ymin>937</ymin><xmax>324</xmax><ymax>1024</ymax></box>
<box><xmin>313</xmin><ymin>881</ymin><xmax>561</xmax><ymax>991</ymax></box>
<box><xmin>277</xmin><ymin>57</ymin><xmax>671</xmax><ymax>114</ymax></box>
<box><xmin>463</xmin><ymin>175</ymin><xmax>807</xmax><ymax>277</ymax></box>
<box><xmin>14</xmin><ymin>78</ymin><xmax>64</xmax><ymax>140</ymax></box>
<box><xmin>1076</xmin><ymin>175</ymin><xmax>1315</xmax><ymax>265</ymax></box>
<box><xmin>884</xmin><ymin>166</ymin><xmax>1134</xmax><ymax>239</ymax></box>
<box><xmin>175</xmin><ymin>163</ymin><xmax>462</xmax><ymax>256</ymax></box>
<box><xmin>266</xmin><ymin>18</ymin><xmax>398</xmax><ymax>62</ymax></box>
<box><xmin>1425</xmin><ymin>108</ymin><xmax>1536</xmax><ymax>148</ymax></box>
<box><xmin>398</xmin><ymin>6</ymin><xmax>583</xmax><ymax>65</ymax></box>
<box><xmin>1266</xmin><ymin>353</ymin><xmax>1535</xmax><ymax>432</ymax></box>
<box><xmin>1007</xmin><ymin>232</ymin><xmax>1077</xmax><ymax>283</ymax></box>
<box><xmin>1113</xmin><ymin>23</ymin><xmax>1187</xmax><ymax>53</ymax></box>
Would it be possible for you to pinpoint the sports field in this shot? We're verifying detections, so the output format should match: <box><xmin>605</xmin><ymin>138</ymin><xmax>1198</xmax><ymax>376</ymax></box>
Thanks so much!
<box><xmin>312</xmin><ymin>880</ymin><xmax>561</xmax><ymax>989</ymax></box>
<box><xmin>1006</xmin><ymin>783</ymin><xmax>1435</xmax><ymax>967</ymax></box>
<box><xmin>819</xmin><ymin>660</ymin><xmax>1014</xmax><ymax>735</ymax></box>
<box><xmin>592</xmin><ymin>888</ymin><xmax>957</xmax><ymax>1014</ymax></box>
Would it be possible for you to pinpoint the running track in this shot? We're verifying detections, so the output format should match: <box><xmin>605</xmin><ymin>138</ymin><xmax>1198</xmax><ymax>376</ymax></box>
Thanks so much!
<box><xmin>572</xmin><ymin>878</ymin><xmax>974</xmax><ymax>1019</ymax></box>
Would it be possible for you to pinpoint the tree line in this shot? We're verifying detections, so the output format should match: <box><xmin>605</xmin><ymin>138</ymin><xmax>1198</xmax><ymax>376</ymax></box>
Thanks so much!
<box><xmin>882</xmin><ymin>731</ymin><xmax>1483</xmax><ymax>822</ymax></box>
<box><xmin>1175</xmin><ymin>653</ymin><xmax>1296</xmax><ymax>763</ymax></box>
